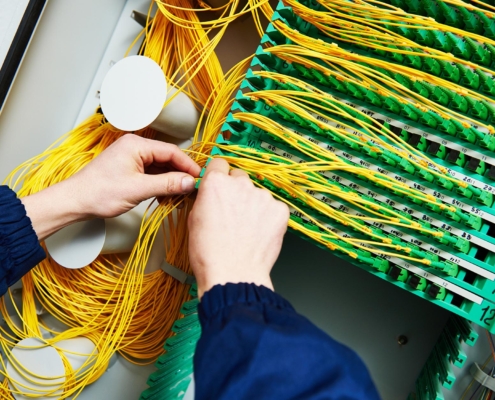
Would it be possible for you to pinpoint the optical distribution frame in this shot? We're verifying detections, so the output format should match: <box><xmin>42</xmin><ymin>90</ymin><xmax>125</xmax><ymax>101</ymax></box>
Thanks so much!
<box><xmin>219</xmin><ymin>0</ymin><xmax>495</xmax><ymax>332</ymax></box>
<box><xmin>141</xmin><ymin>0</ymin><xmax>495</xmax><ymax>398</ymax></box>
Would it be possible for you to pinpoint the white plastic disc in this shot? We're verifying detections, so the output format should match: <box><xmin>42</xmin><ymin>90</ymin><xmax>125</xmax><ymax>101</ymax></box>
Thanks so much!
<box><xmin>100</xmin><ymin>55</ymin><xmax>167</xmax><ymax>131</ymax></box>
<box><xmin>7</xmin><ymin>338</ymin><xmax>65</xmax><ymax>399</ymax></box>
<box><xmin>45</xmin><ymin>219</ymin><xmax>106</xmax><ymax>270</ymax></box>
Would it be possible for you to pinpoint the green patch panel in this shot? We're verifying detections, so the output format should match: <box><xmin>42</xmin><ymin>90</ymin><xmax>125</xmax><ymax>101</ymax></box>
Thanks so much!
<box><xmin>270</xmin><ymin>5</ymin><xmax>495</xmax><ymax>101</ymax></box>
<box><xmin>410</xmin><ymin>315</ymin><xmax>479</xmax><ymax>399</ymax></box>
<box><xmin>210</xmin><ymin>0</ymin><xmax>495</xmax><ymax>334</ymax></box>
<box><xmin>140</xmin><ymin>284</ymin><xmax>199</xmax><ymax>400</ymax></box>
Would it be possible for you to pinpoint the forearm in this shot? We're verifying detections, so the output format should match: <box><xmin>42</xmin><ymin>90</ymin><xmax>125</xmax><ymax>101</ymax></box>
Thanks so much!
<box><xmin>0</xmin><ymin>186</ymin><xmax>46</xmax><ymax>293</ymax></box>
<box><xmin>20</xmin><ymin>180</ymin><xmax>87</xmax><ymax>241</ymax></box>
<box><xmin>194</xmin><ymin>283</ymin><xmax>380</xmax><ymax>400</ymax></box>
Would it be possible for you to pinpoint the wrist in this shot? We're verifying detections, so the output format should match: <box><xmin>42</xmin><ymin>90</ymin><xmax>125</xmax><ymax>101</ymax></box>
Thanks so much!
<box><xmin>196</xmin><ymin>270</ymin><xmax>274</xmax><ymax>299</ymax></box>
<box><xmin>21</xmin><ymin>181</ymin><xmax>88</xmax><ymax>241</ymax></box>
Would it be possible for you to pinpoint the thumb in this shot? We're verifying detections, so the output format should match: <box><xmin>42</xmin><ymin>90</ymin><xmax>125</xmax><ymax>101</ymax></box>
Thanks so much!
<box><xmin>141</xmin><ymin>172</ymin><xmax>196</xmax><ymax>198</ymax></box>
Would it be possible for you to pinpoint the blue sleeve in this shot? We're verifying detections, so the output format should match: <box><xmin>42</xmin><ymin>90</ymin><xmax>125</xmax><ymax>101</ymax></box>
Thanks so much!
<box><xmin>0</xmin><ymin>186</ymin><xmax>46</xmax><ymax>296</ymax></box>
<box><xmin>194</xmin><ymin>283</ymin><xmax>380</xmax><ymax>400</ymax></box>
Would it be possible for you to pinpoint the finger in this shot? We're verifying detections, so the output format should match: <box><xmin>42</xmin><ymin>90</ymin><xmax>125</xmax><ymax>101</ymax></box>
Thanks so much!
<box><xmin>140</xmin><ymin>138</ymin><xmax>202</xmax><ymax>177</ymax></box>
<box><xmin>204</xmin><ymin>158</ymin><xmax>230</xmax><ymax>177</ymax></box>
<box><xmin>140</xmin><ymin>172</ymin><xmax>197</xmax><ymax>199</ymax></box>
<box><xmin>229</xmin><ymin>169</ymin><xmax>250</xmax><ymax>179</ymax></box>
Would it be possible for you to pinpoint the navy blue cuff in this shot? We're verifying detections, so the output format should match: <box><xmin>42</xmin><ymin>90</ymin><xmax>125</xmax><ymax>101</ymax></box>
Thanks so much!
<box><xmin>0</xmin><ymin>186</ymin><xmax>46</xmax><ymax>294</ymax></box>
<box><xmin>198</xmin><ymin>283</ymin><xmax>295</xmax><ymax>325</ymax></box>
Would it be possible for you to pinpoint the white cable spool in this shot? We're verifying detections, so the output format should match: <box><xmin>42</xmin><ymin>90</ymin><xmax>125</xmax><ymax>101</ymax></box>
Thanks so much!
<box><xmin>100</xmin><ymin>55</ymin><xmax>199</xmax><ymax>139</ymax></box>
<box><xmin>7</xmin><ymin>338</ymin><xmax>65</xmax><ymax>399</ymax></box>
<box><xmin>45</xmin><ymin>199</ymin><xmax>156</xmax><ymax>269</ymax></box>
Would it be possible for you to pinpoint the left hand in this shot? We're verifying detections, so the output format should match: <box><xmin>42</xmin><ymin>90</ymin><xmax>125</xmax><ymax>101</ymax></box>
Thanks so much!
<box><xmin>22</xmin><ymin>134</ymin><xmax>201</xmax><ymax>240</ymax></box>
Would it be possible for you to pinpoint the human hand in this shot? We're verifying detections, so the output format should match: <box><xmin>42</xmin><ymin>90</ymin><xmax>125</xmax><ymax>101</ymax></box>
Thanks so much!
<box><xmin>23</xmin><ymin>134</ymin><xmax>201</xmax><ymax>240</ymax></box>
<box><xmin>188</xmin><ymin>158</ymin><xmax>290</xmax><ymax>298</ymax></box>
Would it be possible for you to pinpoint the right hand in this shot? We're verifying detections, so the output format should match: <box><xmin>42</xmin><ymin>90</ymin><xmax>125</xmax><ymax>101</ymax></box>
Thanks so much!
<box><xmin>188</xmin><ymin>158</ymin><xmax>290</xmax><ymax>298</ymax></box>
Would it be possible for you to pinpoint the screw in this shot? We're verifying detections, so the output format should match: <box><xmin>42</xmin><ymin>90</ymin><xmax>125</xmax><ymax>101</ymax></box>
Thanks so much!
<box><xmin>398</xmin><ymin>335</ymin><xmax>408</xmax><ymax>346</ymax></box>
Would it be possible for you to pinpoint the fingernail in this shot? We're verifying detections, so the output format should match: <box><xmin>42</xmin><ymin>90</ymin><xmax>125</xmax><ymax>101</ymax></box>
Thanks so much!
<box><xmin>181</xmin><ymin>176</ymin><xmax>195</xmax><ymax>193</ymax></box>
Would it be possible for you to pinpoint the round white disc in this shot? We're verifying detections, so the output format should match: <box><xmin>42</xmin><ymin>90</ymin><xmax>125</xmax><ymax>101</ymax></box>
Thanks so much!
<box><xmin>45</xmin><ymin>219</ymin><xmax>106</xmax><ymax>269</ymax></box>
<box><xmin>100</xmin><ymin>55</ymin><xmax>167</xmax><ymax>131</ymax></box>
<box><xmin>7</xmin><ymin>337</ymin><xmax>65</xmax><ymax>399</ymax></box>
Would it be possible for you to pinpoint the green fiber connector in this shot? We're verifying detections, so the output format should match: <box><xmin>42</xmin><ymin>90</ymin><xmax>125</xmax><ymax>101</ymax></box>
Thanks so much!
<box><xmin>423</xmin><ymin>57</ymin><xmax>442</xmax><ymax>76</ymax></box>
<box><xmin>429</xmin><ymin>285</ymin><xmax>447</xmax><ymax>300</ymax></box>
<box><xmin>430</xmin><ymin>261</ymin><xmax>454</xmax><ymax>275</ymax></box>
<box><xmin>393</xmin><ymin>48</ymin><xmax>411</xmax><ymax>66</ymax></box>
<box><xmin>444</xmin><ymin>261</ymin><xmax>459</xmax><ymax>277</ymax></box>
<box><xmin>446</xmin><ymin>32</ymin><xmax>473</xmax><ymax>59</ymax></box>
<box><xmin>485</xmin><ymin>43</ymin><xmax>495</xmax><ymax>69</ymax></box>
<box><xmin>385</xmin><ymin>46</ymin><xmax>405</xmax><ymax>63</ymax></box>
<box><xmin>458</xmin><ymin>64</ymin><xmax>480</xmax><ymax>89</ymax></box>
<box><xmin>394</xmin><ymin>24</ymin><xmax>415</xmax><ymax>40</ymax></box>
<box><xmin>441</xmin><ymin>260</ymin><xmax>459</xmax><ymax>277</ymax></box>
<box><xmin>345</xmin><ymin>139</ymin><xmax>362</xmax><ymax>151</ymax></box>
<box><xmin>443</xmin><ymin>208</ymin><xmax>462</xmax><ymax>223</ymax></box>
<box><xmin>459</xmin><ymin>8</ymin><xmax>484</xmax><ymax>34</ymax></box>
<box><xmin>450</xmin><ymin>94</ymin><xmax>468</xmax><ymax>113</ymax></box>
<box><xmin>180</xmin><ymin>298</ymin><xmax>199</xmax><ymax>315</ymax></box>
<box><xmin>453</xmin><ymin>237</ymin><xmax>471</xmax><ymax>253</ymax></box>
<box><xmin>466</xmin><ymin>98</ymin><xmax>488</xmax><ymax>120</ymax></box>
<box><xmin>431</xmin><ymin>31</ymin><xmax>450</xmax><ymax>52</ymax></box>
<box><xmin>311</xmin><ymin>68</ymin><xmax>330</xmax><ymax>86</ymax></box>
<box><xmin>164</xmin><ymin>329</ymin><xmax>201</xmax><ymax>351</ymax></box>
<box><xmin>469</xmin><ymin>159</ymin><xmax>487</xmax><ymax>176</ymax></box>
<box><xmin>293</xmin><ymin>63</ymin><xmax>314</xmax><ymax>81</ymax></box>
<box><xmin>345</xmin><ymin>81</ymin><xmax>366</xmax><ymax>100</ymax></box>
<box><xmin>401</xmin><ymin>104</ymin><xmax>420</xmax><ymax>121</ymax></box>
<box><xmin>439</xmin><ymin>59</ymin><xmax>461</xmax><ymax>83</ymax></box>
<box><xmin>415</xmin><ymin>29</ymin><xmax>435</xmax><ymax>46</ymax></box>
<box><xmin>189</xmin><ymin>283</ymin><xmax>198</xmax><ymax>297</ymax></box>
<box><xmin>476</xmin><ymin>11</ymin><xmax>495</xmax><ymax>39</ymax></box>
<box><xmin>433</xmin><ymin>144</ymin><xmax>447</xmax><ymax>159</ymax></box>
<box><xmin>466</xmin><ymin>214</ymin><xmax>483</xmax><ymax>230</ymax></box>
<box><xmin>395</xmin><ymin>73</ymin><xmax>413</xmax><ymax>89</ymax></box>
<box><xmin>399</xmin><ymin>158</ymin><xmax>417</xmax><ymax>174</ymax></box>
<box><xmin>422</xmin><ymin>0</ymin><xmax>441</xmax><ymax>20</ymax></box>
<box><xmin>432</xmin><ymin>87</ymin><xmax>451</xmax><ymax>106</ymax></box>
<box><xmin>384</xmin><ymin>97</ymin><xmax>402</xmax><ymax>113</ymax></box>
<box><xmin>413</xmin><ymin>80</ymin><xmax>432</xmax><ymax>98</ymax></box>
<box><xmin>478</xmin><ymin>72</ymin><xmax>495</xmax><ymax>96</ymax></box>
<box><xmin>365</xmin><ymin>90</ymin><xmax>383</xmax><ymax>106</ymax></box>
<box><xmin>458</xmin><ymin>128</ymin><xmax>477</xmax><ymax>144</ymax></box>
<box><xmin>448</xmin><ymin>150</ymin><xmax>466</xmax><ymax>167</ymax></box>
<box><xmin>466</xmin><ymin>37</ymin><xmax>491</xmax><ymax>65</ymax></box>
<box><xmin>417</xmin><ymin>168</ymin><xmax>435</xmax><ymax>182</ymax></box>
<box><xmin>437</xmin><ymin>177</ymin><xmax>455</xmax><ymax>190</ymax></box>
<box><xmin>416</xmin><ymin>136</ymin><xmax>428</xmax><ymax>151</ymax></box>
<box><xmin>254</xmin><ymin>52</ymin><xmax>278</xmax><ymax>70</ymax></box>
<box><xmin>420</xmin><ymin>112</ymin><xmax>438</xmax><ymax>128</ymax></box>
<box><xmin>455</xmin><ymin>185</ymin><xmax>474</xmax><ymax>199</ymax></box>
<box><xmin>396</xmin><ymin>267</ymin><xmax>409</xmax><ymax>282</ymax></box>
<box><xmin>172</xmin><ymin>313</ymin><xmax>199</xmax><ymax>334</ymax></box>
<box><xmin>478</xmin><ymin>133</ymin><xmax>495</xmax><ymax>151</ymax></box>
<box><xmin>410</xmin><ymin>247</ymin><xmax>429</xmax><ymax>259</ymax></box>
<box><xmin>438</xmin><ymin>119</ymin><xmax>458</xmax><ymax>136</ymax></box>
<box><xmin>379</xmin><ymin>150</ymin><xmax>399</xmax><ymax>166</ymax></box>
<box><xmin>438</xmin><ymin>2</ymin><xmax>461</xmax><ymax>27</ymax></box>
<box><xmin>405</xmin><ymin>0</ymin><xmax>422</xmax><ymax>13</ymax></box>
<box><xmin>404</xmin><ymin>53</ymin><xmax>422</xmax><ymax>69</ymax></box>
<box><xmin>425</xmin><ymin>201</ymin><xmax>443</xmax><ymax>213</ymax></box>
<box><xmin>474</xmin><ymin>189</ymin><xmax>493</xmax><ymax>206</ymax></box>
<box><xmin>409</xmin><ymin>275</ymin><xmax>428</xmax><ymax>291</ymax></box>
<box><xmin>361</xmin><ymin>146</ymin><xmax>380</xmax><ymax>159</ymax></box>
<box><xmin>328</xmin><ymin>76</ymin><xmax>348</xmax><ymax>93</ymax></box>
